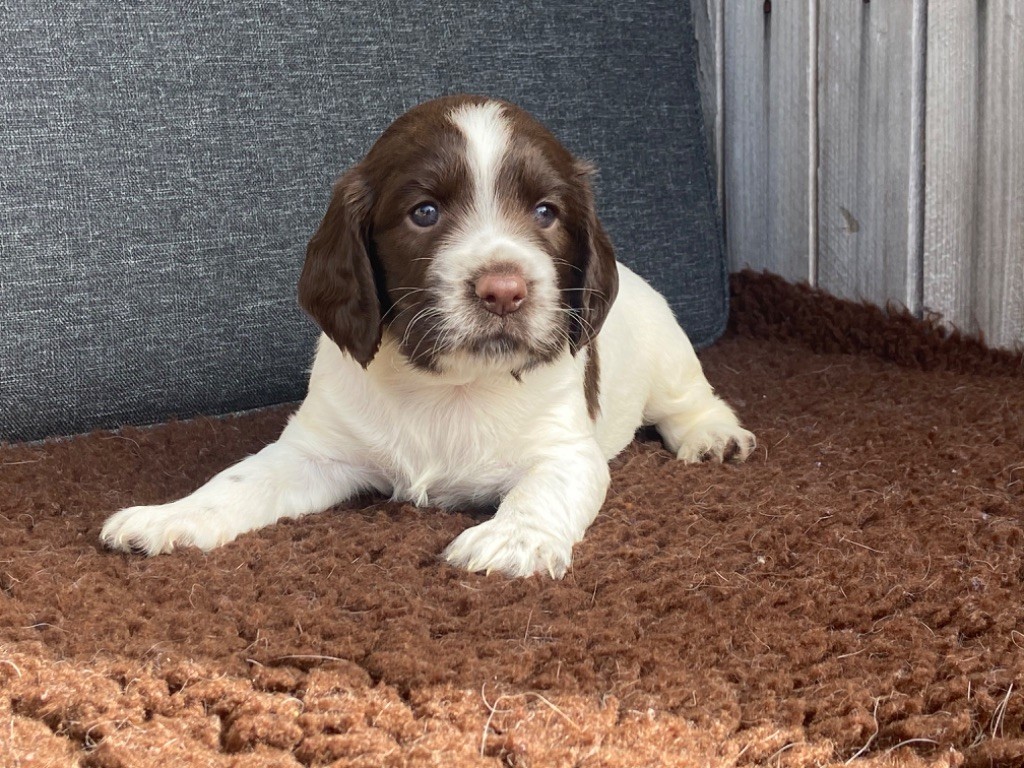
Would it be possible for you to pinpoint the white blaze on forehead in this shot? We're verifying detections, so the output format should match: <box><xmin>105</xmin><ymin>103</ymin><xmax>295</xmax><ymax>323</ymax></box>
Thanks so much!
<box><xmin>440</xmin><ymin>99</ymin><xmax>554</xmax><ymax>285</ymax></box>
<box><xmin>448</xmin><ymin>101</ymin><xmax>510</xmax><ymax>213</ymax></box>
<box><xmin>432</xmin><ymin>100</ymin><xmax>564</xmax><ymax>364</ymax></box>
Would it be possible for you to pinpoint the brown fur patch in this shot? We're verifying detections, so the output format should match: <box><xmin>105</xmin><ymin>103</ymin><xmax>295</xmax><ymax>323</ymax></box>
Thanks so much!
<box><xmin>584</xmin><ymin>342</ymin><xmax>601</xmax><ymax>419</ymax></box>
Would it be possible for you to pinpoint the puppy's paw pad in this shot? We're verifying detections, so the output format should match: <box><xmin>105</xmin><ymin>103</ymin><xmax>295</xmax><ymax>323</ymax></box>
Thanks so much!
<box><xmin>443</xmin><ymin>519</ymin><xmax>572</xmax><ymax>579</ymax></box>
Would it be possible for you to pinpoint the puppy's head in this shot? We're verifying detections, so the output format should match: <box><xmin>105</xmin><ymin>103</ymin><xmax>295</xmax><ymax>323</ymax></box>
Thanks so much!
<box><xmin>299</xmin><ymin>94</ymin><xmax>618</xmax><ymax>373</ymax></box>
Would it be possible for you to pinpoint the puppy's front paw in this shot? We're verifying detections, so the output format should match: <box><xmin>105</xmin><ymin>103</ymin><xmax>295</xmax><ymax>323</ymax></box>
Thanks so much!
<box><xmin>443</xmin><ymin>518</ymin><xmax>572</xmax><ymax>579</ymax></box>
<box><xmin>676</xmin><ymin>424</ymin><xmax>756</xmax><ymax>464</ymax></box>
<box><xmin>100</xmin><ymin>501</ymin><xmax>237</xmax><ymax>556</ymax></box>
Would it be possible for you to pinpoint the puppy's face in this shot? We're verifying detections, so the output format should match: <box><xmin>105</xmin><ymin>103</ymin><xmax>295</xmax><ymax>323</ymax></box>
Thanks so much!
<box><xmin>299</xmin><ymin>95</ymin><xmax>618</xmax><ymax>374</ymax></box>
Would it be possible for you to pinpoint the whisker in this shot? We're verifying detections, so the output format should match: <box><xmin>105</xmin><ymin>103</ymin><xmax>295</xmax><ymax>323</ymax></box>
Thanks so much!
<box><xmin>431</xmin><ymin>324</ymin><xmax>456</xmax><ymax>360</ymax></box>
<box><xmin>408</xmin><ymin>316</ymin><xmax>448</xmax><ymax>363</ymax></box>
<box><xmin>381</xmin><ymin>301</ymin><xmax>420</xmax><ymax>324</ymax></box>
<box><xmin>380</xmin><ymin>287</ymin><xmax>435</xmax><ymax>323</ymax></box>
<box><xmin>550</xmin><ymin>307</ymin><xmax>597</xmax><ymax>334</ymax></box>
<box><xmin>549</xmin><ymin>257</ymin><xmax>580</xmax><ymax>272</ymax></box>
<box><xmin>558</xmin><ymin>287</ymin><xmax>608</xmax><ymax>300</ymax></box>
<box><xmin>400</xmin><ymin>306</ymin><xmax>442</xmax><ymax>348</ymax></box>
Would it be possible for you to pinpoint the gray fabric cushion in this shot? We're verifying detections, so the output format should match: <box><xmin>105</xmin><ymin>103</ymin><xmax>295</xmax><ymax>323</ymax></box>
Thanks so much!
<box><xmin>1</xmin><ymin>1</ymin><xmax>725</xmax><ymax>443</ymax></box>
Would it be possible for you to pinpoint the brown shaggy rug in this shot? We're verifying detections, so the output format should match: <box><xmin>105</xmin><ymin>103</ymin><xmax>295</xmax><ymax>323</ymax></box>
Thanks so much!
<box><xmin>2</xmin><ymin>272</ymin><xmax>1022</xmax><ymax>768</ymax></box>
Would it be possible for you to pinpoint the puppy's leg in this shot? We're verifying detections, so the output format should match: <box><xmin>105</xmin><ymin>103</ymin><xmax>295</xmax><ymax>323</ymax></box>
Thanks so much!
<box><xmin>443</xmin><ymin>441</ymin><xmax>610</xmax><ymax>578</ymax></box>
<box><xmin>645</xmin><ymin>326</ymin><xmax>755</xmax><ymax>464</ymax></box>
<box><xmin>100</xmin><ymin>420</ymin><xmax>372</xmax><ymax>556</ymax></box>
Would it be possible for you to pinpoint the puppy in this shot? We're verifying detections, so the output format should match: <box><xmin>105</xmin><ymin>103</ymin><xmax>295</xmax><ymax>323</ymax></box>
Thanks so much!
<box><xmin>101</xmin><ymin>94</ymin><xmax>755</xmax><ymax>578</ymax></box>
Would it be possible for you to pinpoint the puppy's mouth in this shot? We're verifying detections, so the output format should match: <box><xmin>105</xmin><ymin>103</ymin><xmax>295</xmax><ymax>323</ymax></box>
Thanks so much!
<box><xmin>442</xmin><ymin>306</ymin><xmax>533</xmax><ymax>361</ymax></box>
<box><xmin>462</xmin><ymin>327</ymin><xmax>526</xmax><ymax>357</ymax></box>
<box><xmin>392</xmin><ymin>301</ymin><xmax>561</xmax><ymax>374</ymax></box>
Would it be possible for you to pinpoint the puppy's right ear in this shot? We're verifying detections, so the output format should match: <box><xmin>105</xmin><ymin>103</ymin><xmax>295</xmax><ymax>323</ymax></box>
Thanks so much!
<box><xmin>298</xmin><ymin>168</ymin><xmax>382</xmax><ymax>367</ymax></box>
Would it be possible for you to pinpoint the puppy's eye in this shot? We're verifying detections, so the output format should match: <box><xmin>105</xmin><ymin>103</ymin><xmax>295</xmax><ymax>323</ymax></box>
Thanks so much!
<box><xmin>410</xmin><ymin>202</ymin><xmax>440</xmax><ymax>228</ymax></box>
<box><xmin>533</xmin><ymin>202</ymin><xmax>557</xmax><ymax>229</ymax></box>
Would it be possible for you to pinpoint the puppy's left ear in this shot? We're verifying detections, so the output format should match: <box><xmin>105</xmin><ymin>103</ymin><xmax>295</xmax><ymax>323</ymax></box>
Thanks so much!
<box><xmin>568</xmin><ymin>161</ymin><xmax>619</xmax><ymax>352</ymax></box>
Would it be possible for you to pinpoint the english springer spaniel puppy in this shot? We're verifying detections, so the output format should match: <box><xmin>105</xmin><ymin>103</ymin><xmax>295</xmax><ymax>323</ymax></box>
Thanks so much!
<box><xmin>101</xmin><ymin>95</ymin><xmax>755</xmax><ymax>578</ymax></box>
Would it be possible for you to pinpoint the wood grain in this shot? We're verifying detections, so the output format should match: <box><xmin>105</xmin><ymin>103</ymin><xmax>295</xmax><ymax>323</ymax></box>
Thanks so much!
<box><xmin>722</xmin><ymin>0</ymin><xmax>810</xmax><ymax>283</ymax></box>
<box><xmin>817</xmin><ymin>1</ymin><xmax>918</xmax><ymax>309</ymax></box>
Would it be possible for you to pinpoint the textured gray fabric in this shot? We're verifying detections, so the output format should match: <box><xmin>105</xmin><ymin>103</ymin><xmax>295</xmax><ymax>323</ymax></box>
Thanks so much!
<box><xmin>1</xmin><ymin>1</ymin><xmax>725</xmax><ymax>443</ymax></box>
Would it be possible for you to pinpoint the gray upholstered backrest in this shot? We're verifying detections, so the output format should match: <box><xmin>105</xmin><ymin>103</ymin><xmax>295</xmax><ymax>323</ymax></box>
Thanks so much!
<box><xmin>1</xmin><ymin>1</ymin><xmax>724</xmax><ymax>443</ymax></box>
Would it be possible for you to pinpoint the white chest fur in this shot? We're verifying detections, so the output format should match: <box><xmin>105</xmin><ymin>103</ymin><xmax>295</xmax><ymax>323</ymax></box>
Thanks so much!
<box><xmin>294</xmin><ymin>336</ymin><xmax>593</xmax><ymax>508</ymax></box>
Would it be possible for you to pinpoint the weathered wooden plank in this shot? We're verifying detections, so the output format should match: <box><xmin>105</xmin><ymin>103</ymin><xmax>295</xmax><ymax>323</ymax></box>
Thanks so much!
<box><xmin>722</xmin><ymin>1</ymin><xmax>810</xmax><ymax>282</ymax></box>
<box><xmin>906</xmin><ymin>0</ymin><xmax>928</xmax><ymax>317</ymax></box>
<box><xmin>817</xmin><ymin>1</ymin><xmax>918</xmax><ymax>309</ymax></box>
<box><xmin>924</xmin><ymin>1</ymin><xmax>980</xmax><ymax>334</ymax></box>
<box><xmin>973</xmin><ymin>0</ymin><xmax>1024</xmax><ymax>349</ymax></box>
<box><xmin>925</xmin><ymin>0</ymin><xmax>1024</xmax><ymax>349</ymax></box>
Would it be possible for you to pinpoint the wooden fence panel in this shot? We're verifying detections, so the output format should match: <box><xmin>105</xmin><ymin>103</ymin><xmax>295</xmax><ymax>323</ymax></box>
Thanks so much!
<box><xmin>971</xmin><ymin>0</ymin><xmax>1023</xmax><ymax>348</ymax></box>
<box><xmin>722</xmin><ymin>1</ymin><xmax>811</xmax><ymax>283</ymax></box>
<box><xmin>706</xmin><ymin>0</ymin><xmax>1023</xmax><ymax>350</ymax></box>
<box><xmin>817</xmin><ymin>2</ymin><xmax>918</xmax><ymax>309</ymax></box>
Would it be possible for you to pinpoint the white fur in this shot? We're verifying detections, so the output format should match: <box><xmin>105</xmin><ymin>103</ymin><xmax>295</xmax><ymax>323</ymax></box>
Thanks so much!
<box><xmin>450</xmin><ymin>101</ymin><xmax>508</xmax><ymax>214</ymax></box>
<box><xmin>100</xmin><ymin>102</ymin><xmax>755</xmax><ymax>578</ymax></box>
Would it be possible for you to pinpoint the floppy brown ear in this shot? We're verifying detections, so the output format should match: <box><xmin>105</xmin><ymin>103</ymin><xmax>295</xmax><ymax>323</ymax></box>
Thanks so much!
<box><xmin>569</xmin><ymin>161</ymin><xmax>619</xmax><ymax>352</ymax></box>
<box><xmin>298</xmin><ymin>168</ymin><xmax>382</xmax><ymax>367</ymax></box>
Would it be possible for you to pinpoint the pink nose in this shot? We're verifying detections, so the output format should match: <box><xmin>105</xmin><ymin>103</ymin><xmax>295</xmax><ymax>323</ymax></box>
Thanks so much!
<box><xmin>475</xmin><ymin>272</ymin><xmax>527</xmax><ymax>316</ymax></box>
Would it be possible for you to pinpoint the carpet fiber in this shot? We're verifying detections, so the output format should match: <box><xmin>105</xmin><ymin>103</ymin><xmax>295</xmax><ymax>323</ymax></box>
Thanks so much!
<box><xmin>2</xmin><ymin>272</ymin><xmax>1022</xmax><ymax>767</ymax></box>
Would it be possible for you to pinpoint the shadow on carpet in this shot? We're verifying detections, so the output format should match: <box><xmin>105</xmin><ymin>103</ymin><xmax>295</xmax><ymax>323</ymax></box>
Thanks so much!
<box><xmin>2</xmin><ymin>271</ymin><xmax>1022</xmax><ymax>767</ymax></box>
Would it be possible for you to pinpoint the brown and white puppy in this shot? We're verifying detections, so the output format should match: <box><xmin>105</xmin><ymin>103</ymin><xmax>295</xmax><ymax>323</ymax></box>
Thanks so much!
<box><xmin>101</xmin><ymin>94</ymin><xmax>754</xmax><ymax>578</ymax></box>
